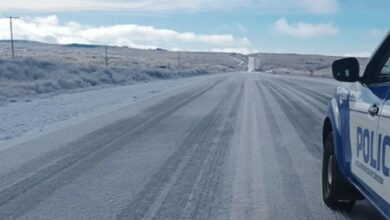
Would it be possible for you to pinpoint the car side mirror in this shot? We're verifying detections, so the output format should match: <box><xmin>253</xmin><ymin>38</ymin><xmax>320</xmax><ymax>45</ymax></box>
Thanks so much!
<box><xmin>332</xmin><ymin>57</ymin><xmax>360</xmax><ymax>82</ymax></box>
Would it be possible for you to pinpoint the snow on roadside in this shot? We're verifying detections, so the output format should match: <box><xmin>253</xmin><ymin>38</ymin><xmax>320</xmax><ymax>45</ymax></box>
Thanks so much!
<box><xmin>0</xmin><ymin>75</ymin><xmax>217</xmax><ymax>143</ymax></box>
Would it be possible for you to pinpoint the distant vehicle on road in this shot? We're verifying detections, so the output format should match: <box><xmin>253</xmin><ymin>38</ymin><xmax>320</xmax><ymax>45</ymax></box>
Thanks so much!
<box><xmin>322</xmin><ymin>32</ymin><xmax>390</xmax><ymax>218</ymax></box>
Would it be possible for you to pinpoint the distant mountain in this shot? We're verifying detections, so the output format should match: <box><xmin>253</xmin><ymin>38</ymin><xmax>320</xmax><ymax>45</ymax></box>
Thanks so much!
<box><xmin>63</xmin><ymin>43</ymin><xmax>102</xmax><ymax>48</ymax></box>
<box><xmin>0</xmin><ymin>40</ymin><xmax>103</xmax><ymax>49</ymax></box>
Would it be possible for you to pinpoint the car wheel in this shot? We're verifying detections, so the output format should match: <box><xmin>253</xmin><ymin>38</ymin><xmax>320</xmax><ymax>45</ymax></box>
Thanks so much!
<box><xmin>322</xmin><ymin>131</ymin><xmax>357</xmax><ymax>211</ymax></box>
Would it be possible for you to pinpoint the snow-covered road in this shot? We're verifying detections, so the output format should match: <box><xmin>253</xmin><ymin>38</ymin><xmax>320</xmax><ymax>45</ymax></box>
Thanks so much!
<box><xmin>247</xmin><ymin>57</ymin><xmax>255</xmax><ymax>72</ymax></box>
<box><xmin>0</xmin><ymin>73</ymin><xmax>384</xmax><ymax>219</ymax></box>
<box><xmin>0</xmin><ymin>75</ymin><xmax>220</xmax><ymax>146</ymax></box>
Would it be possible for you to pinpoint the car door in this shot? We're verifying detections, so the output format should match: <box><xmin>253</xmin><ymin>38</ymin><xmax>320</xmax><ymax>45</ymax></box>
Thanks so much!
<box><xmin>374</xmin><ymin>54</ymin><xmax>390</xmax><ymax>205</ymax></box>
<box><xmin>350</xmin><ymin>34</ymin><xmax>390</xmax><ymax>204</ymax></box>
<box><xmin>348</xmin><ymin>77</ymin><xmax>388</xmax><ymax>187</ymax></box>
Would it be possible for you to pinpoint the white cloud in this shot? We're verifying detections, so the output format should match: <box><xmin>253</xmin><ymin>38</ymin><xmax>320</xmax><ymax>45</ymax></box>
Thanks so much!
<box><xmin>0</xmin><ymin>0</ymin><xmax>339</xmax><ymax>14</ymax></box>
<box><xmin>211</xmin><ymin>47</ymin><xmax>252</xmax><ymax>54</ymax></box>
<box><xmin>342</xmin><ymin>51</ymin><xmax>371</xmax><ymax>58</ymax></box>
<box><xmin>0</xmin><ymin>15</ymin><xmax>251</xmax><ymax>53</ymax></box>
<box><xmin>273</xmin><ymin>18</ymin><xmax>339</xmax><ymax>38</ymax></box>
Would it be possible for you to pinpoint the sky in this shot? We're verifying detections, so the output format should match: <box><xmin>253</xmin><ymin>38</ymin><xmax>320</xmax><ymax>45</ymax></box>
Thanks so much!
<box><xmin>0</xmin><ymin>0</ymin><xmax>388</xmax><ymax>56</ymax></box>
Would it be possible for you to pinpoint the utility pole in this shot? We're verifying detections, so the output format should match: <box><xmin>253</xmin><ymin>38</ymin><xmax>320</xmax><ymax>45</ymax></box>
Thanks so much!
<box><xmin>105</xmin><ymin>45</ymin><xmax>108</xmax><ymax>67</ymax></box>
<box><xmin>9</xmin><ymin>16</ymin><xmax>19</xmax><ymax>58</ymax></box>
<box><xmin>178</xmin><ymin>51</ymin><xmax>181</xmax><ymax>69</ymax></box>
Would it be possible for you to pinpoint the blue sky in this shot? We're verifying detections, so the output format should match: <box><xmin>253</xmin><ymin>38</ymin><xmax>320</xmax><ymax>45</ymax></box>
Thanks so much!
<box><xmin>0</xmin><ymin>0</ymin><xmax>388</xmax><ymax>56</ymax></box>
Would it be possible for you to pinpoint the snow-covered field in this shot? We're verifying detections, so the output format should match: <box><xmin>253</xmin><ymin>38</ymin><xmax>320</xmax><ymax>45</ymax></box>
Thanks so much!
<box><xmin>0</xmin><ymin>74</ymin><xmax>220</xmax><ymax>143</ymax></box>
<box><xmin>0</xmin><ymin>41</ymin><xmax>247</xmax><ymax>72</ymax></box>
<box><xmin>0</xmin><ymin>40</ymin><xmax>247</xmax><ymax>105</ymax></box>
<box><xmin>249</xmin><ymin>53</ymin><xmax>369</xmax><ymax>78</ymax></box>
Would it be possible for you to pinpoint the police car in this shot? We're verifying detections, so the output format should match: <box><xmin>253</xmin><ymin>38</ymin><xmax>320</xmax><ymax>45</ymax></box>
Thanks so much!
<box><xmin>322</xmin><ymin>32</ymin><xmax>390</xmax><ymax>217</ymax></box>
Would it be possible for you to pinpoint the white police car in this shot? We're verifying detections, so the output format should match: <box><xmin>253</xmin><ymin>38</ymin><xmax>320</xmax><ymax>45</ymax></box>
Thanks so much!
<box><xmin>322</xmin><ymin>32</ymin><xmax>390</xmax><ymax>217</ymax></box>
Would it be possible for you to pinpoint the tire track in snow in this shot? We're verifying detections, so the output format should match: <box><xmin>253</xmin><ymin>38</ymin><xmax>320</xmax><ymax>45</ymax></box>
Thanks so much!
<box><xmin>0</xmin><ymin>77</ymin><xmax>227</xmax><ymax>191</ymax></box>
<box><xmin>116</xmin><ymin>80</ymin><xmax>242</xmax><ymax>220</ymax></box>
<box><xmin>266</xmin><ymin>78</ymin><xmax>324</xmax><ymax>121</ymax></box>
<box><xmin>0</xmin><ymin>78</ymin><xmax>227</xmax><ymax>220</ymax></box>
<box><xmin>261</xmin><ymin>79</ymin><xmax>323</xmax><ymax>160</ymax></box>
<box><xmin>267</xmin><ymin>77</ymin><xmax>328</xmax><ymax>115</ymax></box>
<box><xmin>230</xmin><ymin>77</ymin><xmax>271</xmax><ymax>219</ymax></box>
<box><xmin>179</xmin><ymin>82</ymin><xmax>243</xmax><ymax>220</ymax></box>
<box><xmin>258</xmin><ymin>75</ymin><xmax>366</xmax><ymax>219</ymax></box>
<box><xmin>255</xmin><ymin>80</ymin><xmax>315</xmax><ymax>220</ymax></box>
<box><xmin>277</xmin><ymin>78</ymin><xmax>332</xmax><ymax>105</ymax></box>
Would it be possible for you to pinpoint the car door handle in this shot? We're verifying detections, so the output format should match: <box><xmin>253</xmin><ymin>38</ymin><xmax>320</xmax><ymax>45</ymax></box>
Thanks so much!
<box><xmin>368</xmin><ymin>103</ymin><xmax>380</xmax><ymax>116</ymax></box>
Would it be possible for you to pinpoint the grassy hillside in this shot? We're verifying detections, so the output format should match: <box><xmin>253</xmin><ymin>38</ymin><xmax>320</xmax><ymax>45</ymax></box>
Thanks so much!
<box><xmin>0</xmin><ymin>41</ymin><xmax>247</xmax><ymax>73</ymax></box>
<box><xmin>0</xmin><ymin>41</ymin><xmax>247</xmax><ymax>104</ymax></box>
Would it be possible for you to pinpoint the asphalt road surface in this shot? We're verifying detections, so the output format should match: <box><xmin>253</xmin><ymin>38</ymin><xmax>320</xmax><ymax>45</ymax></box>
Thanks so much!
<box><xmin>0</xmin><ymin>73</ymin><xmax>385</xmax><ymax>220</ymax></box>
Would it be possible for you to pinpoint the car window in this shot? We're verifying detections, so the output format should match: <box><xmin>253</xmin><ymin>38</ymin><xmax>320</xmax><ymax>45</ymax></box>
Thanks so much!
<box><xmin>380</xmin><ymin>57</ymin><xmax>390</xmax><ymax>75</ymax></box>
<box><xmin>376</xmin><ymin>46</ymin><xmax>390</xmax><ymax>82</ymax></box>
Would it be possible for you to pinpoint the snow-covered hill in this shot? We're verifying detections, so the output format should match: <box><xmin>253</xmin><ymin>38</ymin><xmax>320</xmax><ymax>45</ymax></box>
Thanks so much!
<box><xmin>249</xmin><ymin>53</ymin><xmax>369</xmax><ymax>78</ymax></box>
<box><xmin>0</xmin><ymin>41</ymin><xmax>247</xmax><ymax>105</ymax></box>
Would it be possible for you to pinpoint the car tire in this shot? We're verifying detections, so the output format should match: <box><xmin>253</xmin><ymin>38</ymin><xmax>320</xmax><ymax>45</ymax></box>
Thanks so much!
<box><xmin>322</xmin><ymin>131</ymin><xmax>358</xmax><ymax>211</ymax></box>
